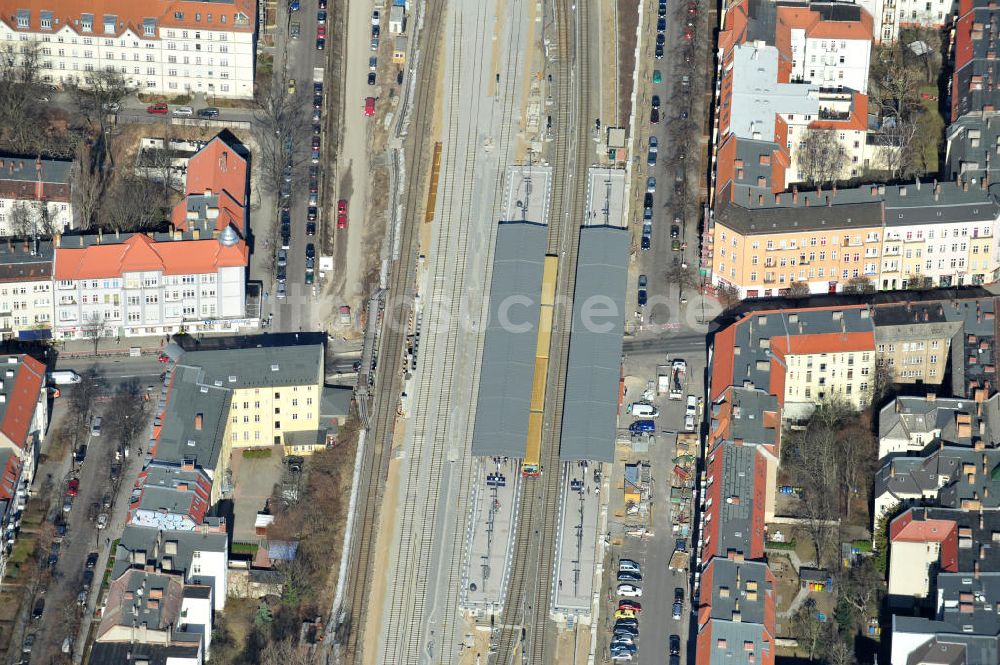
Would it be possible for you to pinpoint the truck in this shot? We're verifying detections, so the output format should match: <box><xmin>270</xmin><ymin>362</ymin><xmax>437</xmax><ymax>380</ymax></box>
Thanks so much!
<box><xmin>49</xmin><ymin>370</ymin><xmax>81</xmax><ymax>385</ymax></box>
<box><xmin>313</xmin><ymin>66</ymin><xmax>324</xmax><ymax>84</ymax></box>
<box><xmin>668</xmin><ymin>360</ymin><xmax>686</xmax><ymax>400</ymax></box>
<box><xmin>657</xmin><ymin>365</ymin><xmax>671</xmax><ymax>395</ymax></box>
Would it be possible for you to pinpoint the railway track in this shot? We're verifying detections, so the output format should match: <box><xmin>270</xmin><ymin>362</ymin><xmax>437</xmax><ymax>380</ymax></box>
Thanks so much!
<box><xmin>336</xmin><ymin>0</ymin><xmax>448</xmax><ymax>659</ymax></box>
<box><xmin>491</xmin><ymin>0</ymin><xmax>595</xmax><ymax>662</ymax></box>
<box><xmin>378</xmin><ymin>0</ymin><xmax>531</xmax><ymax>662</ymax></box>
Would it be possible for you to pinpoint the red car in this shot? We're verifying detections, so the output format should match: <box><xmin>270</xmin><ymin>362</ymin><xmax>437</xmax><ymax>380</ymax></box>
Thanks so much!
<box><xmin>683</xmin><ymin>25</ymin><xmax>694</xmax><ymax>40</ymax></box>
<box><xmin>364</xmin><ymin>96</ymin><xmax>376</xmax><ymax>116</ymax></box>
<box><xmin>146</xmin><ymin>103</ymin><xmax>168</xmax><ymax>114</ymax></box>
<box><xmin>337</xmin><ymin>199</ymin><xmax>348</xmax><ymax>229</ymax></box>
<box><xmin>688</xmin><ymin>1</ymin><xmax>698</xmax><ymax>12</ymax></box>
<box><xmin>66</xmin><ymin>478</ymin><xmax>80</xmax><ymax>497</ymax></box>
<box><xmin>317</xmin><ymin>24</ymin><xmax>326</xmax><ymax>38</ymax></box>
<box><xmin>619</xmin><ymin>600</ymin><xmax>642</xmax><ymax>612</ymax></box>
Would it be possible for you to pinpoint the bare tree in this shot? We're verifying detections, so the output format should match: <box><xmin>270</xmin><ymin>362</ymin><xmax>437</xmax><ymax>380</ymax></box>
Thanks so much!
<box><xmin>786</xmin><ymin>281</ymin><xmax>811</xmax><ymax>297</ymax></box>
<box><xmin>66</xmin><ymin>70</ymin><xmax>132</xmax><ymax>165</ymax></box>
<box><xmin>836</xmin><ymin>558</ymin><xmax>884</xmax><ymax>624</ymax></box>
<box><xmin>100</xmin><ymin>176</ymin><xmax>167</xmax><ymax>233</ymax></box>
<box><xmin>791</xmin><ymin>598</ymin><xmax>828</xmax><ymax>660</ymax></box>
<box><xmin>81</xmin><ymin>312</ymin><xmax>108</xmax><ymax>356</ymax></box>
<box><xmin>6</xmin><ymin>200</ymin><xmax>58</xmax><ymax>238</ymax></box>
<box><xmin>842</xmin><ymin>276</ymin><xmax>875</xmax><ymax>294</ymax></box>
<box><xmin>716</xmin><ymin>284</ymin><xmax>742</xmax><ymax>309</ymax></box>
<box><xmin>0</xmin><ymin>42</ymin><xmax>49</xmax><ymax>155</ymax></box>
<box><xmin>796</xmin><ymin>129</ymin><xmax>848</xmax><ymax>185</ymax></box>
<box><xmin>70</xmin><ymin>142</ymin><xmax>107</xmax><ymax>230</ymax></box>
<box><xmin>259</xmin><ymin>638</ymin><xmax>312</xmax><ymax>665</ymax></box>
<box><xmin>104</xmin><ymin>379</ymin><xmax>150</xmax><ymax>460</ymax></box>
<box><xmin>827</xmin><ymin>639</ymin><xmax>857</xmax><ymax>665</ymax></box>
<box><xmin>252</xmin><ymin>74</ymin><xmax>311</xmax><ymax>199</ymax></box>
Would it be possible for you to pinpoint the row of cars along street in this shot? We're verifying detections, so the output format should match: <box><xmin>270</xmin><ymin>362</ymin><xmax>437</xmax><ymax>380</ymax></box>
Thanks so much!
<box><xmin>613</xmin><ymin>560</ymin><xmax>643</xmax><ymax>661</ymax></box>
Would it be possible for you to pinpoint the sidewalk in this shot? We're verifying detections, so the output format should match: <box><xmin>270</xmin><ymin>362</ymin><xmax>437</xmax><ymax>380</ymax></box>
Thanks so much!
<box><xmin>52</xmin><ymin>335</ymin><xmax>169</xmax><ymax>360</ymax></box>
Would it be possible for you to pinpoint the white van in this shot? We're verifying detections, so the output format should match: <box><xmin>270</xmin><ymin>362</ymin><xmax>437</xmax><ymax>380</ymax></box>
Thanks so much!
<box><xmin>49</xmin><ymin>370</ymin><xmax>81</xmax><ymax>385</ymax></box>
<box><xmin>172</xmin><ymin>105</ymin><xmax>194</xmax><ymax>116</ymax></box>
<box><xmin>90</xmin><ymin>416</ymin><xmax>102</xmax><ymax>437</ymax></box>
<box><xmin>685</xmin><ymin>395</ymin><xmax>697</xmax><ymax>417</ymax></box>
<box><xmin>627</xmin><ymin>402</ymin><xmax>658</xmax><ymax>417</ymax></box>
<box><xmin>619</xmin><ymin>561</ymin><xmax>641</xmax><ymax>574</ymax></box>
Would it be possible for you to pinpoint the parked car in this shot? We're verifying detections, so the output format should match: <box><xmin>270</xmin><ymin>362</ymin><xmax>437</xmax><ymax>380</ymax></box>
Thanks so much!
<box><xmin>650</xmin><ymin>107</ymin><xmax>659</xmax><ymax>124</ymax></box>
<box><xmin>306</xmin><ymin>222</ymin><xmax>317</xmax><ymax>236</ymax></box>
<box><xmin>368</xmin><ymin>71</ymin><xmax>377</xmax><ymax>85</ymax></box>
<box><xmin>90</xmin><ymin>416</ymin><xmax>102</xmax><ymax>436</ymax></box>
<box><xmin>629</xmin><ymin>419</ymin><xmax>655</xmax><ymax>433</ymax></box>
<box><xmin>364</xmin><ymin>96</ymin><xmax>376</xmax><ymax>116</ymax></box>
<box><xmin>684</xmin><ymin>414</ymin><xmax>695</xmax><ymax>431</ymax></box>
<box><xmin>372</xmin><ymin>9</ymin><xmax>380</xmax><ymax>25</ymax></box>
<box><xmin>96</xmin><ymin>513</ymin><xmax>109</xmax><ymax>530</ymax></box>
<box><xmin>277</xmin><ymin>249</ymin><xmax>287</xmax><ymax>267</ymax></box>
<box><xmin>75</xmin><ymin>445</ymin><xmax>87</xmax><ymax>463</ymax></box>
<box><xmin>86</xmin><ymin>552</ymin><xmax>99</xmax><ymax>569</ymax></box>
<box><xmin>657</xmin><ymin>17</ymin><xmax>666</xmax><ymax>31</ymax></box>
<box><xmin>336</xmin><ymin>199</ymin><xmax>348</xmax><ymax>228</ymax></box>
<box><xmin>641</xmin><ymin>234</ymin><xmax>651</xmax><ymax>251</ymax></box>
<box><xmin>172</xmin><ymin>105</ymin><xmax>193</xmax><ymax>116</ymax></box>
<box><xmin>32</xmin><ymin>599</ymin><xmax>44</xmax><ymax>620</ymax></box>
<box><xmin>617</xmin><ymin>570</ymin><xmax>642</xmax><ymax>582</ymax></box>
<box><xmin>66</xmin><ymin>478</ymin><xmax>79</xmax><ymax>497</ymax></box>
<box><xmin>619</xmin><ymin>600</ymin><xmax>641</xmax><ymax>612</ymax></box>
<box><xmin>317</xmin><ymin>10</ymin><xmax>327</xmax><ymax>23</ymax></box>
<box><xmin>638</xmin><ymin>288</ymin><xmax>647</xmax><ymax>307</ymax></box>
<box><xmin>316</xmin><ymin>38</ymin><xmax>325</xmax><ymax>50</ymax></box>
<box><xmin>197</xmin><ymin>107</ymin><xmax>220</xmax><ymax>119</ymax></box>
<box><xmin>671</xmin><ymin>224</ymin><xmax>680</xmax><ymax>238</ymax></box>
<box><xmin>655</xmin><ymin>43</ymin><xmax>664</xmax><ymax>59</ymax></box>
<box><xmin>290</xmin><ymin>21</ymin><xmax>301</xmax><ymax>39</ymax></box>
<box><xmin>276</xmin><ymin>283</ymin><xmax>287</xmax><ymax>300</ymax></box>
<box><xmin>307</xmin><ymin>206</ymin><xmax>318</xmax><ymax>221</ymax></box>
<box><xmin>672</xmin><ymin>600</ymin><xmax>683</xmax><ymax>619</ymax></box>
<box><xmin>146</xmin><ymin>103</ymin><xmax>168</xmax><ymax>114</ymax></box>
<box><xmin>317</xmin><ymin>24</ymin><xmax>326</xmax><ymax>39</ymax></box>
<box><xmin>646</xmin><ymin>176</ymin><xmax>656</xmax><ymax>193</ymax></box>
<box><xmin>305</xmin><ymin>243</ymin><xmax>316</xmax><ymax>259</ymax></box>
<box><xmin>670</xmin><ymin>634</ymin><xmax>681</xmax><ymax>656</ymax></box>
<box><xmin>22</xmin><ymin>634</ymin><xmax>34</xmax><ymax>653</ymax></box>
<box><xmin>617</xmin><ymin>584</ymin><xmax>642</xmax><ymax>598</ymax></box>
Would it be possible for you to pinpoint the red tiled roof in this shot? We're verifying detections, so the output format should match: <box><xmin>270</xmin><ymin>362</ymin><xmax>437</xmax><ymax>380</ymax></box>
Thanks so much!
<box><xmin>0</xmin><ymin>450</ymin><xmax>21</xmax><ymax>500</ymax></box>
<box><xmin>808</xmin><ymin>93</ymin><xmax>870</xmax><ymax>132</ymax></box>
<box><xmin>54</xmin><ymin>233</ymin><xmax>247</xmax><ymax>280</ymax></box>
<box><xmin>0</xmin><ymin>355</ymin><xmax>44</xmax><ymax>451</ymax></box>
<box><xmin>776</xmin><ymin>4</ymin><xmax>874</xmax><ymax>43</ymax></box>
<box><xmin>0</xmin><ymin>0</ymin><xmax>255</xmax><ymax>36</ymax></box>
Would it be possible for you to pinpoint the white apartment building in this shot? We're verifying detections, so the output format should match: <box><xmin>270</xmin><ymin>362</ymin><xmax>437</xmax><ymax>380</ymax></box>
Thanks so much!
<box><xmin>853</xmin><ymin>0</ymin><xmax>956</xmax><ymax>43</ymax></box>
<box><xmin>52</xmin><ymin>227</ymin><xmax>250</xmax><ymax>339</ymax></box>
<box><xmin>783</xmin><ymin>2</ymin><xmax>874</xmax><ymax>94</ymax></box>
<box><xmin>0</xmin><ymin>240</ymin><xmax>53</xmax><ymax>340</ymax></box>
<box><xmin>0</xmin><ymin>0</ymin><xmax>256</xmax><ymax>99</ymax></box>
<box><xmin>0</xmin><ymin>156</ymin><xmax>73</xmax><ymax>236</ymax></box>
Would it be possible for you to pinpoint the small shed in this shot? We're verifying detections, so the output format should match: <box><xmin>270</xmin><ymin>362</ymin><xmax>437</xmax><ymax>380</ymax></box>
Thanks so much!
<box><xmin>393</xmin><ymin>36</ymin><xmax>408</xmax><ymax>64</ymax></box>
<box><xmin>389</xmin><ymin>5</ymin><xmax>405</xmax><ymax>34</ymax></box>
<box><xmin>800</xmin><ymin>567</ymin><xmax>832</xmax><ymax>592</ymax></box>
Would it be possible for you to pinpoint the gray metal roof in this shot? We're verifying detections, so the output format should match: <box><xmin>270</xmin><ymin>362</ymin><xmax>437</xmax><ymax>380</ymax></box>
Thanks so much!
<box><xmin>560</xmin><ymin>226</ymin><xmax>629</xmax><ymax>462</ymax></box>
<box><xmin>704</xmin><ymin>557</ymin><xmax>772</xmax><ymax>624</ymax></box>
<box><xmin>471</xmin><ymin>221</ymin><xmax>548</xmax><ymax>458</ymax></box>
<box><xmin>179</xmin><ymin>344</ymin><xmax>323</xmax><ymax>389</ymax></box>
<box><xmin>113</xmin><ymin>524</ymin><xmax>228</xmax><ymax>584</ymax></box>
<box><xmin>706</xmin><ymin>620</ymin><xmax>773</xmax><ymax>665</ymax></box>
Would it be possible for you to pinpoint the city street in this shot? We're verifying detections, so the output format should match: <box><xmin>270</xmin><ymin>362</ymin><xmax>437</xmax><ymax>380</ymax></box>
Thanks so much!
<box><xmin>21</xmin><ymin>365</ymin><xmax>157</xmax><ymax>663</ymax></box>
<box><xmin>267</xmin><ymin>0</ymin><xmax>330</xmax><ymax>334</ymax></box>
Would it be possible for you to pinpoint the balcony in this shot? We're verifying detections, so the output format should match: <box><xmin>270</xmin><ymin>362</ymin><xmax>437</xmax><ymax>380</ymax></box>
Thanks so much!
<box><xmin>818</xmin><ymin>108</ymin><xmax>851</xmax><ymax>121</ymax></box>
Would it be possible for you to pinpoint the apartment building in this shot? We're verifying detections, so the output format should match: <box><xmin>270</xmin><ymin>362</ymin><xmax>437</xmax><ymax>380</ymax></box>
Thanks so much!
<box><xmin>151</xmin><ymin>342</ymin><xmax>328</xmax><ymax>505</ymax></box>
<box><xmin>0</xmin><ymin>155</ymin><xmax>73</xmax><ymax>236</ymax></box>
<box><xmin>0</xmin><ymin>354</ymin><xmax>48</xmax><ymax>482</ymax></box>
<box><xmin>701</xmin><ymin>441</ymin><xmax>769</xmax><ymax>562</ymax></box>
<box><xmin>695</xmin><ymin>557</ymin><xmax>777</xmax><ymax>665</ymax></box>
<box><xmin>782</xmin><ymin>1</ymin><xmax>873</xmax><ymax>93</ymax></box>
<box><xmin>0</xmin><ymin>0</ymin><xmax>256</xmax><ymax>99</ymax></box>
<box><xmin>711</xmin><ymin>305</ymin><xmax>877</xmax><ymax>414</ymax></box>
<box><xmin>711</xmin><ymin>179</ymin><xmax>1000</xmax><ymax>296</ymax></box>
<box><xmin>952</xmin><ymin>0</ymin><xmax>1000</xmax><ymax>122</ymax></box>
<box><xmin>0</xmin><ymin>449</ymin><xmax>24</xmax><ymax>582</ymax></box>
<box><xmin>52</xmin><ymin>134</ymin><xmax>252</xmax><ymax>339</ymax></box>
<box><xmin>0</xmin><ymin>240</ymin><xmax>53</xmax><ymax>340</ymax></box>
<box><xmin>853</xmin><ymin>0</ymin><xmax>956</xmax><ymax>43</ymax></box>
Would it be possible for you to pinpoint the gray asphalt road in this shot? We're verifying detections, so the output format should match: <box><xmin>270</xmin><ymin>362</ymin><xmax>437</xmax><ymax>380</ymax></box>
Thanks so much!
<box><xmin>268</xmin><ymin>0</ymin><xmax>329</xmax><ymax>334</ymax></box>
